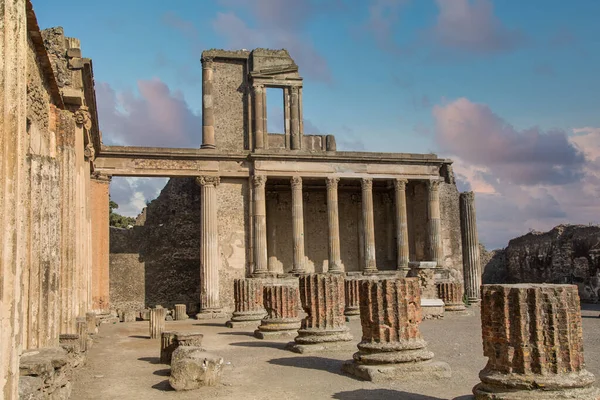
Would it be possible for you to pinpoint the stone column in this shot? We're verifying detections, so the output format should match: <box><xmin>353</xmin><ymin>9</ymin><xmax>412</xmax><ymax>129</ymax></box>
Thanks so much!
<box><xmin>201</xmin><ymin>57</ymin><xmax>216</xmax><ymax>149</ymax></box>
<box><xmin>252</xmin><ymin>175</ymin><xmax>269</xmax><ymax>276</ymax></box>
<box><xmin>0</xmin><ymin>0</ymin><xmax>26</xmax><ymax>395</ymax></box>
<box><xmin>291</xmin><ymin>176</ymin><xmax>306</xmax><ymax>274</ymax></box>
<box><xmin>326</xmin><ymin>177</ymin><xmax>343</xmax><ymax>273</ymax></box>
<box><xmin>196</xmin><ymin>176</ymin><xmax>222</xmax><ymax>317</ymax></box>
<box><xmin>160</xmin><ymin>331</ymin><xmax>177</xmax><ymax>364</ymax></box>
<box><xmin>290</xmin><ymin>86</ymin><xmax>301</xmax><ymax>150</ymax></box>
<box><xmin>90</xmin><ymin>172</ymin><xmax>111</xmax><ymax>313</ymax></box>
<box><xmin>85</xmin><ymin>312</ymin><xmax>98</xmax><ymax>335</ymax></box>
<box><xmin>76</xmin><ymin>317</ymin><xmax>89</xmax><ymax>352</ymax></box>
<box><xmin>150</xmin><ymin>307</ymin><xmax>167</xmax><ymax>339</ymax></box>
<box><xmin>174</xmin><ymin>304</ymin><xmax>187</xmax><ymax>321</ymax></box>
<box><xmin>253</xmin><ymin>84</ymin><xmax>265</xmax><ymax>149</ymax></box>
<box><xmin>344</xmin><ymin>278</ymin><xmax>361</xmax><ymax>321</ymax></box>
<box><xmin>361</xmin><ymin>178</ymin><xmax>377</xmax><ymax>273</ymax></box>
<box><xmin>473</xmin><ymin>284</ymin><xmax>600</xmax><ymax>399</ymax></box>
<box><xmin>226</xmin><ymin>279</ymin><xmax>266</xmax><ymax>328</ymax></box>
<box><xmin>255</xmin><ymin>285</ymin><xmax>301</xmax><ymax>339</ymax></box>
<box><xmin>266</xmin><ymin>192</ymin><xmax>279</xmax><ymax>274</ymax></box>
<box><xmin>288</xmin><ymin>274</ymin><xmax>352</xmax><ymax>353</ymax></box>
<box><xmin>460</xmin><ymin>191</ymin><xmax>482</xmax><ymax>303</ymax></box>
<box><xmin>427</xmin><ymin>179</ymin><xmax>443</xmax><ymax>267</ymax></box>
<box><xmin>342</xmin><ymin>278</ymin><xmax>451</xmax><ymax>382</ymax></box>
<box><xmin>394</xmin><ymin>179</ymin><xmax>410</xmax><ymax>271</ymax></box>
<box><xmin>436</xmin><ymin>282</ymin><xmax>466</xmax><ymax>311</ymax></box>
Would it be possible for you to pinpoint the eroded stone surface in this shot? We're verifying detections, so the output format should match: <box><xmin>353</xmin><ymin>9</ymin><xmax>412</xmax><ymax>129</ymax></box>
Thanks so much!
<box><xmin>255</xmin><ymin>285</ymin><xmax>301</xmax><ymax>339</ymax></box>
<box><xmin>226</xmin><ymin>279</ymin><xmax>266</xmax><ymax>327</ymax></box>
<box><xmin>169</xmin><ymin>347</ymin><xmax>224</xmax><ymax>391</ymax></box>
<box><xmin>437</xmin><ymin>282</ymin><xmax>466</xmax><ymax>311</ymax></box>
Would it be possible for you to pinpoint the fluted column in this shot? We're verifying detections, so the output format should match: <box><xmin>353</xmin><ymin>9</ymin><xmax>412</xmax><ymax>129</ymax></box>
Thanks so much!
<box><xmin>436</xmin><ymin>282</ymin><xmax>466</xmax><ymax>311</ymax></box>
<box><xmin>226</xmin><ymin>279</ymin><xmax>266</xmax><ymax>327</ymax></box>
<box><xmin>196</xmin><ymin>176</ymin><xmax>221</xmax><ymax>316</ymax></box>
<box><xmin>291</xmin><ymin>176</ymin><xmax>306</xmax><ymax>274</ymax></box>
<box><xmin>252</xmin><ymin>175</ymin><xmax>269</xmax><ymax>276</ymax></box>
<box><xmin>174</xmin><ymin>304</ymin><xmax>187</xmax><ymax>320</ymax></box>
<box><xmin>342</xmin><ymin>278</ymin><xmax>451</xmax><ymax>381</ymax></box>
<box><xmin>290</xmin><ymin>86</ymin><xmax>301</xmax><ymax>150</ymax></box>
<box><xmin>201</xmin><ymin>57</ymin><xmax>215</xmax><ymax>149</ymax></box>
<box><xmin>344</xmin><ymin>278</ymin><xmax>361</xmax><ymax>320</ymax></box>
<box><xmin>326</xmin><ymin>177</ymin><xmax>343</xmax><ymax>273</ymax></box>
<box><xmin>361</xmin><ymin>178</ymin><xmax>377</xmax><ymax>273</ymax></box>
<box><xmin>394</xmin><ymin>179</ymin><xmax>410</xmax><ymax>270</ymax></box>
<box><xmin>0</xmin><ymin>1</ymin><xmax>27</xmax><ymax>395</ymax></box>
<box><xmin>427</xmin><ymin>179</ymin><xmax>443</xmax><ymax>267</ymax></box>
<box><xmin>288</xmin><ymin>274</ymin><xmax>352</xmax><ymax>353</ymax></box>
<box><xmin>460</xmin><ymin>191</ymin><xmax>481</xmax><ymax>303</ymax></box>
<box><xmin>474</xmin><ymin>284</ymin><xmax>600</xmax><ymax>399</ymax></box>
<box><xmin>149</xmin><ymin>307</ymin><xmax>166</xmax><ymax>339</ymax></box>
<box><xmin>253</xmin><ymin>84</ymin><xmax>265</xmax><ymax>149</ymax></box>
<box><xmin>255</xmin><ymin>285</ymin><xmax>301</xmax><ymax>339</ymax></box>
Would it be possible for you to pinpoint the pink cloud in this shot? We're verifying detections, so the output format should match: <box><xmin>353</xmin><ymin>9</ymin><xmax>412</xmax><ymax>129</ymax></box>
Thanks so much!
<box><xmin>96</xmin><ymin>79</ymin><xmax>202</xmax><ymax>148</ymax></box>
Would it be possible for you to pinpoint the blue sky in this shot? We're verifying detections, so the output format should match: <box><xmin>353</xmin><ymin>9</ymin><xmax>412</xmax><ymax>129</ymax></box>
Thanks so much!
<box><xmin>34</xmin><ymin>0</ymin><xmax>600</xmax><ymax>249</ymax></box>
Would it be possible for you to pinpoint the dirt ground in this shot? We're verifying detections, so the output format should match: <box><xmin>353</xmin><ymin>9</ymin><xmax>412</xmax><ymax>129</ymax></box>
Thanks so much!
<box><xmin>70</xmin><ymin>303</ymin><xmax>600</xmax><ymax>400</ymax></box>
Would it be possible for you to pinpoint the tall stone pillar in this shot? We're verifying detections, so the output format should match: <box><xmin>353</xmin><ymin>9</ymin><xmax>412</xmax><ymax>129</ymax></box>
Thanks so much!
<box><xmin>361</xmin><ymin>178</ymin><xmax>377</xmax><ymax>273</ymax></box>
<box><xmin>195</xmin><ymin>176</ymin><xmax>222</xmax><ymax>318</ymax></box>
<box><xmin>252</xmin><ymin>175</ymin><xmax>269</xmax><ymax>276</ymax></box>
<box><xmin>342</xmin><ymin>278</ymin><xmax>451</xmax><ymax>382</ymax></box>
<box><xmin>253</xmin><ymin>84</ymin><xmax>265</xmax><ymax>150</ymax></box>
<box><xmin>288</xmin><ymin>274</ymin><xmax>352</xmax><ymax>353</ymax></box>
<box><xmin>0</xmin><ymin>0</ymin><xmax>26</xmax><ymax>395</ymax></box>
<box><xmin>255</xmin><ymin>285</ymin><xmax>301</xmax><ymax>339</ymax></box>
<box><xmin>201</xmin><ymin>57</ymin><xmax>215</xmax><ymax>149</ymax></box>
<box><xmin>290</xmin><ymin>86</ymin><xmax>301</xmax><ymax>150</ymax></box>
<box><xmin>474</xmin><ymin>284</ymin><xmax>600</xmax><ymax>399</ymax></box>
<box><xmin>394</xmin><ymin>179</ymin><xmax>410</xmax><ymax>270</ymax></box>
<box><xmin>326</xmin><ymin>177</ymin><xmax>343</xmax><ymax>273</ymax></box>
<box><xmin>291</xmin><ymin>176</ymin><xmax>306</xmax><ymax>274</ymax></box>
<box><xmin>427</xmin><ymin>179</ymin><xmax>443</xmax><ymax>267</ymax></box>
<box><xmin>460</xmin><ymin>191</ymin><xmax>481</xmax><ymax>303</ymax></box>
<box><xmin>90</xmin><ymin>173</ymin><xmax>111</xmax><ymax>313</ymax></box>
<box><xmin>149</xmin><ymin>308</ymin><xmax>167</xmax><ymax>339</ymax></box>
<box><xmin>226</xmin><ymin>279</ymin><xmax>266</xmax><ymax>328</ymax></box>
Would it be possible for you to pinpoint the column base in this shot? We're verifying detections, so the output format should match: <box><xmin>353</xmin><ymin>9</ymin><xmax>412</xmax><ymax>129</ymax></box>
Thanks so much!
<box><xmin>444</xmin><ymin>302</ymin><xmax>466</xmax><ymax>311</ymax></box>
<box><xmin>342</xmin><ymin>360</ymin><xmax>451</xmax><ymax>382</ymax></box>
<box><xmin>225</xmin><ymin>310</ymin><xmax>265</xmax><ymax>328</ymax></box>
<box><xmin>286</xmin><ymin>340</ymin><xmax>355</xmax><ymax>354</ymax></box>
<box><xmin>474</xmin><ymin>379</ymin><xmax>600</xmax><ymax>400</ymax></box>
<box><xmin>196</xmin><ymin>310</ymin><xmax>228</xmax><ymax>320</ymax></box>
<box><xmin>254</xmin><ymin>329</ymin><xmax>298</xmax><ymax>340</ymax></box>
<box><xmin>251</xmin><ymin>271</ymin><xmax>275</xmax><ymax>278</ymax></box>
<box><xmin>362</xmin><ymin>269</ymin><xmax>379</xmax><ymax>276</ymax></box>
<box><xmin>468</xmin><ymin>297</ymin><xmax>481</xmax><ymax>304</ymax></box>
<box><xmin>344</xmin><ymin>307</ymin><xmax>360</xmax><ymax>321</ymax></box>
<box><xmin>200</xmin><ymin>144</ymin><xmax>216</xmax><ymax>149</ymax></box>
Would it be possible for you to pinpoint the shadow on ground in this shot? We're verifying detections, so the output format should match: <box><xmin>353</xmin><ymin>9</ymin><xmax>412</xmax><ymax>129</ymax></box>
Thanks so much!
<box><xmin>153</xmin><ymin>368</ymin><xmax>170</xmax><ymax>377</ymax></box>
<box><xmin>218</xmin><ymin>331</ymin><xmax>256</xmax><ymax>337</ymax></box>
<box><xmin>129</xmin><ymin>335</ymin><xmax>150</xmax><ymax>339</ymax></box>
<box><xmin>194</xmin><ymin>323</ymin><xmax>226</xmax><ymax>327</ymax></box>
<box><xmin>332</xmin><ymin>389</ymin><xmax>447</xmax><ymax>400</ymax></box>
<box><xmin>138</xmin><ymin>357</ymin><xmax>161</xmax><ymax>365</ymax></box>
<box><xmin>269</xmin><ymin>356</ymin><xmax>347</xmax><ymax>377</ymax></box>
<box><xmin>229</xmin><ymin>341</ymin><xmax>287</xmax><ymax>350</ymax></box>
<box><xmin>151</xmin><ymin>379</ymin><xmax>174</xmax><ymax>392</ymax></box>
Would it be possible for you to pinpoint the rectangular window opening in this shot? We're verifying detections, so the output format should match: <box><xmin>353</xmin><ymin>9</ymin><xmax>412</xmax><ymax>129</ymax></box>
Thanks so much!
<box><xmin>266</xmin><ymin>87</ymin><xmax>285</xmax><ymax>134</ymax></box>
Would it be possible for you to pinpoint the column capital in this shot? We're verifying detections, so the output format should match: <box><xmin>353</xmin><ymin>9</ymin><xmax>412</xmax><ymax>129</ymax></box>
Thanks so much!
<box><xmin>460</xmin><ymin>191</ymin><xmax>475</xmax><ymax>202</ymax></box>
<box><xmin>291</xmin><ymin>176</ymin><xmax>302</xmax><ymax>189</ymax></box>
<box><xmin>253</xmin><ymin>84</ymin><xmax>265</xmax><ymax>92</ymax></box>
<box><xmin>326</xmin><ymin>176</ymin><xmax>340</xmax><ymax>189</ymax></box>
<box><xmin>393</xmin><ymin>178</ymin><xmax>408</xmax><ymax>190</ymax></box>
<box><xmin>253</xmin><ymin>175</ymin><xmax>267</xmax><ymax>188</ymax></box>
<box><xmin>74</xmin><ymin>105</ymin><xmax>92</xmax><ymax>130</ymax></box>
<box><xmin>196</xmin><ymin>175</ymin><xmax>220</xmax><ymax>187</ymax></box>
<box><xmin>202</xmin><ymin>56</ymin><xmax>215</xmax><ymax>68</ymax></box>
<box><xmin>361</xmin><ymin>177</ymin><xmax>373</xmax><ymax>190</ymax></box>
<box><xmin>91</xmin><ymin>172</ymin><xmax>112</xmax><ymax>183</ymax></box>
<box><xmin>427</xmin><ymin>178</ymin><xmax>441</xmax><ymax>192</ymax></box>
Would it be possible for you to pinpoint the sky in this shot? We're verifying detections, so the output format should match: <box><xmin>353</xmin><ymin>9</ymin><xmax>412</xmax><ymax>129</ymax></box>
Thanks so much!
<box><xmin>34</xmin><ymin>0</ymin><xmax>600</xmax><ymax>250</ymax></box>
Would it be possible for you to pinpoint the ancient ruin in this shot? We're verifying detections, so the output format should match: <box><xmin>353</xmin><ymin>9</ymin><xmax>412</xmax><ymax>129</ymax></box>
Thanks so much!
<box><xmin>254</xmin><ymin>284</ymin><xmax>301</xmax><ymax>339</ymax></box>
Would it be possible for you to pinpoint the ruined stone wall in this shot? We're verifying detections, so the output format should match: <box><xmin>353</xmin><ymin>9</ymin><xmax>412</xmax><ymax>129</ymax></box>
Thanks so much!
<box><xmin>109</xmin><ymin>227</ymin><xmax>145</xmax><ymax>312</ymax></box>
<box><xmin>213</xmin><ymin>59</ymin><xmax>248</xmax><ymax>151</ymax></box>
<box><xmin>439</xmin><ymin>181</ymin><xmax>463</xmax><ymax>282</ymax></box>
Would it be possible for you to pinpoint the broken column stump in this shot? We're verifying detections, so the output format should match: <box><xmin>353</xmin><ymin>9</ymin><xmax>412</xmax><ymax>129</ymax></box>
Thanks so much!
<box><xmin>287</xmin><ymin>273</ymin><xmax>352</xmax><ymax>353</ymax></box>
<box><xmin>255</xmin><ymin>285</ymin><xmax>301</xmax><ymax>339</ymax></box>
<box><xmin>473</xmin><ymin>284</ymin><xmax>600</xmax><ymax>400</ymax></box>
<box><xmin>408</xmin><ymin>261</ymin><xmax>445</xmax><ymax>318</ymax></box>
<box><xmin>344</xmin><ymin>277</ymin><xmax>361</xmax><ymax>321</ymax></box>
<box><xmin>174</xmin><ymin>304</ymin><xmax>188</xmax><ymax>321</ymax></box>
<box><xmin>169</xmin><ymin>347</ymin><xmax>224</xmax><ymax>391</ymax></box>
<box><xmin>76</xmin><ymin>317</ymin><xmax>89</xmax><ymax>352</ymax></box>
<box><xmin>149</xmin><ymin>307</ymin><xmax>167</xmax><ymax>339</ymax></box>
<box><xmin>226</xmin><ymin>278</ymin><xmax>266</xmax><ymax>328</ymax></box>
<box><xmin>342</xmin><ymin>278</ymin><xmax>451</xmax><ymax>382</ymax></box>
<box><xmin>436</xmin><ymin>282</ymin><xmax>466</xmax><ymax>311</ymax></box>
<box><xmin>160</xmin><ymin>331</ymin><xmax>177</xmax><ymax>364</ymax></box>
<box><xmin>86</xmin><ymin>312</ymin><xmax>98</xmax><ymax>335</ymax></box>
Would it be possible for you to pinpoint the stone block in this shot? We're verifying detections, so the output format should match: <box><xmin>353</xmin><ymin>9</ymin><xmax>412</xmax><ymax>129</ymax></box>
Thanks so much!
<box><xmin>122</xmin><ymin>310</ymin><xmax>137</xmax><ymax>323</ymax></box>
<box><xmin>174</xmin><ymin>304</ymin><xmax>188</xmax><ymax>320</ymax></box>
<box><xmin>169</xmin><ymin>347</ymin><xmax>224</xmax><ymax>391</ymax></box>
<box><xmin>175</xmin><ymin>332</ymin><xmax>204</xmax><ymax>348</ymax></box>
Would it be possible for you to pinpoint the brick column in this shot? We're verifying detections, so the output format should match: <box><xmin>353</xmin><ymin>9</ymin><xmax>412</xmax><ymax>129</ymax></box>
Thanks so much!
<box><xmin>326</xmin><ymin>177</ymin><xmax>343</xmax><ymax>273</ymax></box>
<box><xmin>253</xmin><ymin>84</ymin><xmax>265</xmax><ymax>149</ymax></box>
<box><xmin>0</xmin><ymin>0</ymin><xmax>27</xmax><ymax>395</ymax></box>
<box><xmin>427</xmin><ymin>179</ymin><xmax>443</xmax><ymax>267</ymax></box>
<box><xmin>394</xmin><ymin>178</ymin><xmax>410</xmax><ymax>270</ymax></box>
<box><xmin>291</xmin><ymin>176</ymin><xmax>306</xmax><ymax>274</ymax></box>
<box><xmin>288</xmin><ymin>274</ymin><xmax>352</xmax><ymax>353</ymax></box>
<box><xmin>252</xmin><ymin>175</ymin><xmax>269</xmax><ymax>276</ymax></box>
<box><xmin>90</xmin><ymin>172</ymin><xmax>111</xmax><ymax>313</ymax></box>
<box><xmin>343</xmin><ymin>278</ymin><xmax>451</xmax><ymax>382</ymax></box>
<box><xmin>344</xmin><ymin>278</ymin><xmax>361</xmax><ymax>321</ymax></box>
<box><xmin>474</xmin><ymin>284</ymin><xmax>600</xmax><ymax>399</ymax></box>
<box><xmin>201</xmin><ymin>56</ymin><xmax>215</xmax><ymax>149</ymax></box>
<box><xmin>460</xmin><ymin>191</ymin><xmax>482</xmax><ymax>303</ymax></box>
<box><xmin>361</xmin><ymin>178</ymin><xmax>377</xmax><ymax>273</ymax></box>
<box><xmin>226</xmin><ymin>279</ymin><xmax>266</xmax><ymax>328</ymax></box>
<box><xmin>436</xmin><ymin>282</ymin><xmax>466</xmax><ymax>311</ymax></box>
<box><xmin>195</xmin><ymin>176</ymin><xmax>222</xmax><ymax>318</ymax></box>
<box><xmin>255</xmin><ymin>285</ymin><xmax>301</xmax><ymax>339</ymax></box>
